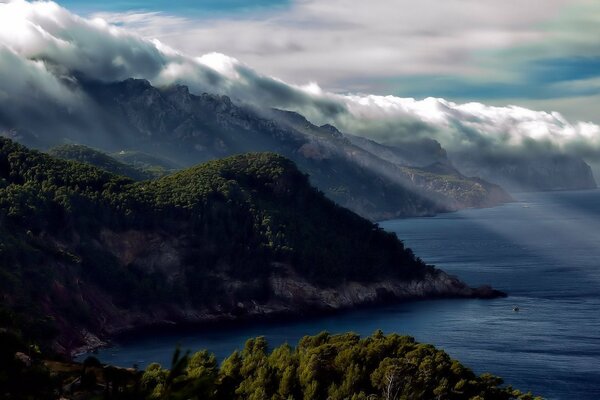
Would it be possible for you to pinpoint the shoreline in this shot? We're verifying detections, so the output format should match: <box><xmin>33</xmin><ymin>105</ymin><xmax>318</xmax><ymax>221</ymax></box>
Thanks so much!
<box><xmin>72</xmin><ymin>273</ymin><xmax>506</xmax><ymax>359</ymax></box>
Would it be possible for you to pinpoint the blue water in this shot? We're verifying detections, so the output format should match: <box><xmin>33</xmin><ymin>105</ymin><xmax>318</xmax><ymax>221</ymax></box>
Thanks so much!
<box><xmin>82</xmin><ymin>190</ymin><xmax>600</xmax><ymax>399</ymax></box>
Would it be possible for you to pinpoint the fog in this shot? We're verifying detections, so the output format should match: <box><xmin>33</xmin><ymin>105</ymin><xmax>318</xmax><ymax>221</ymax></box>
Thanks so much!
<box><xmin>0</xmin><ymin>0</ymin><xmax>598</xmax><ymax>185</ymax></box>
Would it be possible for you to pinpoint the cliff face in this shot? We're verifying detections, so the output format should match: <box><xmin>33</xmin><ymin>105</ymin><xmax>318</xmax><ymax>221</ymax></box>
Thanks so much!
<box><xmin>0</xmin><ymin>139</ymin><xmax>503</xmax><ymax>356</ymax></box>
<box><xmin>453</xmin><ymin>153</ymin><xmax>597</xmax><ymax>192</ymax></box>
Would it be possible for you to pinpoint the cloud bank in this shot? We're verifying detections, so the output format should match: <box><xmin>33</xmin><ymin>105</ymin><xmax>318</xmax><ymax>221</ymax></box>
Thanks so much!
<box><xmin>91</xmin><ymin>0</ymin><xmax>577</xmax><ymax>86</ymax></box>
<box><xmin>0</xmin><ymin>0</ymin><xmax>599</xmax><ymax>165</ymax></box>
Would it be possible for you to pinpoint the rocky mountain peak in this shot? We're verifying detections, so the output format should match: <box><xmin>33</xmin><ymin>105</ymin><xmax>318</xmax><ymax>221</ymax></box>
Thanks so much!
<box><xmin>320</xmin><ymin>124</ymin><xmax>344</xmax><ymax>138</ymax></box>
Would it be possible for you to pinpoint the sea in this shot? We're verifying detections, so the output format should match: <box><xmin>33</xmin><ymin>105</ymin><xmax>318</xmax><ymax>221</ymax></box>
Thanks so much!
<box><xmin>79</xmin><ymin>189</ymin><xmax>600</xmax><ymax>399</ymax></box>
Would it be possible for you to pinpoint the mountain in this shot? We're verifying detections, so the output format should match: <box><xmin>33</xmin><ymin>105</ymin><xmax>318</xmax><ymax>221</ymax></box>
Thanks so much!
<box><xmin>48</xmin><ymin>144</ymin><xmax>156</xmax><ymax>180</ymax></box>
<box><xmin>110</xmin><ymin>150</ymin><xmax>180</xmax><ymax>175</ymax></box>
<box><xmin>452</xmin><ymin>151</ymin><xmax>597</xmax><ymax>192</ymax></box>
<box><xmin>346</xmin><ymin>134</ymin><xmax>449</xmax><ymax>167</ymax></box>
<box><xmin>49</xmin><ymin>144</ymin><xmax>176</xmax><ymax>180</ymax></box>
<box><xmin>0</xmin><ymin>139</ymin><xmax>502</xmax><ymax>355</ymax></box>
<box><xmin>0</xmin><ymin>78</ymin><xmax>511</xmax><ymax>220</ymax></box>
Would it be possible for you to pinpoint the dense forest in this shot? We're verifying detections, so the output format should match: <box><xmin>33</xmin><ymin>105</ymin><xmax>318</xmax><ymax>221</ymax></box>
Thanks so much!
<box><xmin>48</xmin><ymin>144</ymin><xmax>174</xmax><ymax>180</ymax></box>
<box><xmin>0</xmin><ymin>329</ymin><xmax>540</xmax><ymax>400</ymax></box>
<box><xmin>0</xmin><ymin>138</ymin><xmax>448</xmax><ymax>353</ymax></box>
<box><xmin>47</xmin><ymin>144</ymin><xmax>156</xmax><ymax>181</ymax></box>
<box><xmin>0</xmin><ymin>139</ymin><xmax>516</xmax><ymax>399</ymax></box>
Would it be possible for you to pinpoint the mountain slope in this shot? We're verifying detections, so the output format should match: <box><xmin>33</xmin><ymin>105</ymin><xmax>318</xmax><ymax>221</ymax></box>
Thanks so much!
<box><xmin>0</xmin><ymin>139</ymin><xmax>501</xmax><ymax>355</ymax></box>
<box><xmin>48</xmin><ymin>144</ymin><xmax>157</xmax><ymax>180</ymax></box>
<box><xmin>453</xmin><ymin>152</ymin><xmax>597</xmax><ymax>191</ymax></box>
<box><xmin>346</xmin><ymin>134</ymin><xmax>449</xmax><ymax>167</ymax></box>
<box><xmin>2</xmin><ymin>78</ymin><xmax>511</xmax><ymax>220</ymax></box>
<box><xmin>87</xmin><ymin>79</ymin><xmax>512</xmax><ymax>219</ymax></box>
<box><xmin>270</xmin><ymin>109</ymin><xmax>512</xmax><ymax>214</ymax></box>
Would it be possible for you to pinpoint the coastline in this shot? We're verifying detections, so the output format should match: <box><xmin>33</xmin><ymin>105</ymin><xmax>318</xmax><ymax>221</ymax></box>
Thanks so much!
<box><xmin>71</xmin><ymin>269</ymin><xmax>506</xmax><ymax>359</ymax></box>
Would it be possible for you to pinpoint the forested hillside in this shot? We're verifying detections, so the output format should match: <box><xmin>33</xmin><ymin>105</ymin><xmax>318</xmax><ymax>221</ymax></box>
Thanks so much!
<box><xmin>48</xmin><ymin>144</ymin><xmax>174</xmax><ymax>180</ymax></box>
<box><xmin>47</xmin><ymin>144</ymin><xmax>156</xmax><ymax>180</ymax></box>
<box><xmin>0</xmin><ymin>139</ymin><xmax>500</xmax><ymax>355</ymax></box>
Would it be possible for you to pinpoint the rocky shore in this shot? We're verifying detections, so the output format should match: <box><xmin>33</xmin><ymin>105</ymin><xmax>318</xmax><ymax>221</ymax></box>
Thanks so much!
<box><xmin>69</xmin><ymin>268</ymin><xmax>505</xmax><ymax>358</ymax></box>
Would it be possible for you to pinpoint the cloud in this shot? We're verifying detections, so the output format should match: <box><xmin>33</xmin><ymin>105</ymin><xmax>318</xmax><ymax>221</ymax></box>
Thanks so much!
<box><xmin>0</xmin><ymin>0</ymin><xmax>599</xmax><ymax>167</ymax></box>
<box><xmin>91</xmin><ymin>0</ymin><xmax>600</xmax><ymax>128</ymax></box>
<box><xmin>89</xmin><ymin>0</ymin><xmax>589</xmax><ymax>89</ymax></box>
<box><xmin>0</xmin><ymin>0</ymin><xmax>345</xmax><ymax>114</ymax></box>
<box><xmin>322</xmin><ymin>94</ymin><xmax>600</xmax><ymax>159</ymax></box>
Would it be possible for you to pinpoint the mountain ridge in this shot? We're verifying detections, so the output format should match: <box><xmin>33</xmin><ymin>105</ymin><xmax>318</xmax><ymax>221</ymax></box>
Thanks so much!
<box><xmin>1</xmin><ymin>77</ymin><xmax>512</xmax><ymax>220</ymax></box>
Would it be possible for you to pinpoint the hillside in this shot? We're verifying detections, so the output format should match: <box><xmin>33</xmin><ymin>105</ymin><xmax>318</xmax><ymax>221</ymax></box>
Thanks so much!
<box><xmin>111</xmin><ymin>150</ymin><xmax>179</xmax><ymax>176</ymax></box>
<box><xmin>48</xmin><ymin>144</ymin><xmax>156</xmax><ymax>180</ymax></box>
<box><xmin>268</xmin><ymin>108</ymin><xmax>512</xmax><ymax>218</ymax></box>
<box><xmin>0</xmin><ymin>139</ymin><xmax>502</xmax><ymax>356</ymax></box>
<box><xmin>2</xmin><ymin>78</ymin><xmax>511</xmax><ymax>220</ymax></box>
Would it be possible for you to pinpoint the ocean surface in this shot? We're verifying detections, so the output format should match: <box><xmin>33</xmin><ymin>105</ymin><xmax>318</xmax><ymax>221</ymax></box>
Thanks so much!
<box><xmin>81</xmin><ymin>190</ymin><xmax>600</xmax><ymax>399</ymax></box>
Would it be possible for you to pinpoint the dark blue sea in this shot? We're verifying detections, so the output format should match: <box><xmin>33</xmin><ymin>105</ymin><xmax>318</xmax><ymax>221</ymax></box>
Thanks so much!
<box><xmin>82</xmin><ymin>190</ymin><xmax>600</xmax><ymax>399</ymax></box>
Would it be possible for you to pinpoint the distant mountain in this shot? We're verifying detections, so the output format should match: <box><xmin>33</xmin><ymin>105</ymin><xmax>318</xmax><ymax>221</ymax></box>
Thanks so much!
<box><xmin>349</xmin><ymin>131</ymin><xmax>597</xmax><ymax>192</ymax></box>
<box><xmin>452</xmin><ymin>152</ymin><xmax>597</xmax><ymax>192</ymax></box>
<box><xmin>0</xmin><ymin>78</ymin><xmax>511</xmax><ymax>220</ymax></box>
<box><xmin>0</xmin><ymin>139</ymin><xmax>502</xmax><ymax>354</ymax></box>
<box><xmin>346</xmin><ymin>134</ymin><xmax>448</xmax><ymax>167</ymax></box>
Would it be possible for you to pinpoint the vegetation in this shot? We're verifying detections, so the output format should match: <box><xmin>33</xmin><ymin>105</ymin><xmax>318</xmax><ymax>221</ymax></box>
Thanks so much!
<box><xmin>111</xmin><ymin>150</ymin><xmax>178</xmax><ymax>177</ymax></box>
<box><xmin>0</xmin><ymin>140</ymin><xmax>536</xmax><ymax>399</ymax></box>
<box><xmin>0</xmin><ymin>138</ymin><xmax>426</xmax><ymax>351</ymax></box>
<box><xmin>48</xmin><ymin>144</ymin><xmax>159</xmax><ymax>180</ymax></box>
<box><xmin>0</xmin><ymin>139</ymin><xmax>530</xmax><ymax>399</ymax></box>
<box><xmin>0</xmin><ymin>331</ymin><xmax>541</xmax><ymax>400</ymax></box>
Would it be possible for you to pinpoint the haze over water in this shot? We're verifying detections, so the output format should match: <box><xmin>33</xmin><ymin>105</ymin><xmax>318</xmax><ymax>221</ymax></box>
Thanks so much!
<box><xmin>85</xmin><ymin>190</ymin><xmax>600</xmax><ymax>400</ymax></box>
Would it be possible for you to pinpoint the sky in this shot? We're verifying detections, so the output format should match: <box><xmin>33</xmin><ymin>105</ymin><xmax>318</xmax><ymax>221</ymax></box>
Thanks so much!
<box><xmin>0</xmin><ymin>0</ymin><xmax>599</xmax><ymax>170</ymax></box>
<box><xmin>53</xmin><ymin>0</ymin><xmax>600</xmax><ymax>125</ymax></box>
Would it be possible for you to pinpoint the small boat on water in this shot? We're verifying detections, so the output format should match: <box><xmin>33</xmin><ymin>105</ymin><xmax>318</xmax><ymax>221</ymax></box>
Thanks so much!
<box><xmin>513</xmin><ymin>306</ymin><xmax>520</xmax><ymax>312</ymax></box>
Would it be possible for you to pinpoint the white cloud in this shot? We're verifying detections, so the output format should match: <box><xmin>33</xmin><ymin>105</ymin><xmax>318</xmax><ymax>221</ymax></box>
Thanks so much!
<box><xmin>323</xmin><ymin>94</ymin><xmax>600</xmax><ymax>157</ymax></box>
<box><xmin>0</xmin><ymin>0</ymin><xmax>599</xmax><ymax>164</ymax></box>
<box><xmin>90</xmin><ymin>0</ymin><xmax>585</xmax><ymax>88</ymax></box>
